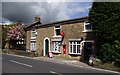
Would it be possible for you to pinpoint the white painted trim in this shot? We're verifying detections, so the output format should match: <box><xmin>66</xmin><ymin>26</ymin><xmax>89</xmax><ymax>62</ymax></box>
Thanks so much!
<box><xmin>53</xmin><ymin>36</ymin><xmax>62</xmax><ymax>38</ymax></box>
<box><xmin>51</xmin><ymin>39</ymin><xmax>61</xmax><ymax>41</ymax></box>
<box><xmin>30</xmin><ymin>39</ymin><xmax>36</xmax><ymax>41</ymax></box>
<box><xmin>82</xmin><ymin>30</ymin><xmax>92</xmax><ymax>32</ymax></box>
<box><xmin>52</xmin><ymin>41</ymin><xmax>61</xmax><ymax>53</ymax></box>
<box><xmin>82</xmin><ymin>22</ymin><xmax>92</xmax><ymax>32</ymax></box>
<box><xmin>31</xmin><ymin>37</ymin><xmax>36</xmax><ymax>39</ymax></box>
<box><xmin>43</xmin><ymin>37</ymin><xmax>50</xmax><ymax>56</ymax></box>
<box><xmin>31</xmin><ymin>29</ymin><xmax>37</xmax><ymax>39</ymax></box>
<box><xmin>81</xmin><ymin>40</ymin><xmax>94</xmax><ymax>43</ymax></box>
<box><xmin>69</xmin><ymin>53</ymin><xmax>81</xmax><ymax>55</ymax></box>
<box><xmin>69</xmin><ymin>40</ymin><xmax>81</xmax><ymax>55</ymax></box>
<box><xmin>51</xmin><ymin>51</ymin><xmax>61</xmax><ymax>53</ymax></box>
<box><xmin>81</xmin><ymin>40</ymin><xmax>94</xmax><ymax>53</ymax></box>
<box><xmin>54</xmin><ymin>26</ymin><xmax>61</xmax><ymax>37</ymax></box>
<box><xmin>69</xmin><ymin>39</ymin><xmax>81</xmax><ymax>41</ymax></box>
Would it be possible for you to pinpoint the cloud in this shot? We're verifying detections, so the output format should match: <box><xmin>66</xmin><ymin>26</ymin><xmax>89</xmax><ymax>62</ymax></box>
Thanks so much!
<box><xmin>2</xmin><ymin>0</ymin><xmax>93</xmax><ymax>2</ymax></box>
<box><xmin>2</xmin><ymin>2</ymin><xmax>92</xmax><ymax>25</ymax></box>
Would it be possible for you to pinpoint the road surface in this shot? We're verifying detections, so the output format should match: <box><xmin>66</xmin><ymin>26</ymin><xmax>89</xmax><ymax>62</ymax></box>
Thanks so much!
<box><xmin>1</xmin><ymin>54</ymin><xmax>120</xmax><ymax>75</ymax></box>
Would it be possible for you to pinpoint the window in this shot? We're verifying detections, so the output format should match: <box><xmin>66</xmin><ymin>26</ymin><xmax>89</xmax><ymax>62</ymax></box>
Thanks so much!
<box><xmin>83</xmin><ymin>22</ymin><xmax>92</xmax><ymax>32</ymax></box>
<box><xmin>31</xmin><ymin>28</ymin><xmax>37</xmax><ymax>39</ymax></box>
<box><xmin>16</xmin><ymin>41</ymin><xmax>24</xmax><ymax>44</ymax></box>
<box><xmin>69</xmin><ymin>40</ymin><xmax>81</xmax><ymax>55</ymax></box>
<box><xmin>52</xmin><ymin>41</ymin><xmax>61</xmax><ymax>53</ymax></box>
<box><xmin>16</xmin><ymin>38</ymin><xmax>24</xmax><ymax>44</ymax></box>
<box><xmin>30</xmin><ymin>41</ymin><xmax>36</xmax><ymax>51</ymax></box>
<box><xmin>54</xmin><ymin>26</ymin><xmax>61</xmax><ymax>37</ymax></box>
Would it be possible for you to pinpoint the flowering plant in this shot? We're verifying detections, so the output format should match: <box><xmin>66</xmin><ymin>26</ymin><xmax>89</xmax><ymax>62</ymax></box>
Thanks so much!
<box><xmin>7</xmin><ymin>23</ymin><xmax>25</xmax><ymax>40</ymax></box>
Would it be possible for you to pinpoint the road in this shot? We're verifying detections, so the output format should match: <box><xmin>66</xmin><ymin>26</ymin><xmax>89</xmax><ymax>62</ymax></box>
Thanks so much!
<box><xmin>1</xmin><ymin>54</ymin><xmax>120</xmax><ymax>75</ymax></box>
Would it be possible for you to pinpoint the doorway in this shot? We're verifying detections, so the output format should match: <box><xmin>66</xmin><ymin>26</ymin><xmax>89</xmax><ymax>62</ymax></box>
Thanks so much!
<box><xmin>83</xmin><ymin>42</ymin><xmax>93</xmax><ymax>62</ymax></box>
<box><xmin>44</xmin><ymin>37</ymin><xmax>50</xmax><ymax>56</ymax></box>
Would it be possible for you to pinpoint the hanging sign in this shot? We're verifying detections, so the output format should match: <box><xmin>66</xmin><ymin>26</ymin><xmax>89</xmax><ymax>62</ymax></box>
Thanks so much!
<box><xmin>60</xmin><ymin>31</ymin><xmax>65</xmax><ymax>36</ymax></box>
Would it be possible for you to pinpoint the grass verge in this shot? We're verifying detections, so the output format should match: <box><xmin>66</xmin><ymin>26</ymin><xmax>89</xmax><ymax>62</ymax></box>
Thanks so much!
<box><xmin>93</xmin><ymin>59</ymin><xmax>120</xmax><ymax>72</ymax></box>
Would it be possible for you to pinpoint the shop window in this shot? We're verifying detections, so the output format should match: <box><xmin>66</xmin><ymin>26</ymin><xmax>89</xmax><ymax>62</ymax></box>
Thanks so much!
<box><xmin>52</xmin><ymin>41</ymin><xmax>61</xmax><ymax>53</ymax></box>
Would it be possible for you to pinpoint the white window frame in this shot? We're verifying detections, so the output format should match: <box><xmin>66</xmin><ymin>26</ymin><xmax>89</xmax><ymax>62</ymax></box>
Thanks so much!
<box><xmin>30</xmin><ymin>40</ymin><xmax>36</xmax><ymax>51</ymax></box>
<box><xmin>81</xmin><ymin>40</ymin><xmax>94</xmax><ymax>44</ymax></box>
<box><xmin>53</xmin><ymin>26</ymin><xmax>62</xmax><ymax>38</ymax></box>
<box><xmin>69</xmin><ymin>39</ymin><xmax>82</xmax><ymax>55</ymax></box>
<box><xmin>52</xmin><ymin>40</ymin><xmax>61</xmax><ymax>53</ymax></box>
<box><xmin>82</xmin><ymin>22</ymin><xmax>92</xmax><ymax>32</ymax></box>
<box><xmin>31</xmin><ymin>29</ymin><xmax>37</xmax><ymax>39</ymax></box>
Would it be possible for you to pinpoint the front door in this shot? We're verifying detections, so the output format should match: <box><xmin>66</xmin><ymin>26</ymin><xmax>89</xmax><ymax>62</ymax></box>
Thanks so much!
<box><xmin>83</xmin><ymin>42</ymin><xmax>93</xmax><ymax>62</ymax></box>
<box><xmin>45</xmin><ymin>39</ymin><xmax>49</xmax><ymax>56</ymax></box>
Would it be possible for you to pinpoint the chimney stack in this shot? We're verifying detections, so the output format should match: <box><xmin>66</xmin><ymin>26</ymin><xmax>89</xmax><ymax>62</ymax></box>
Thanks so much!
<box><xmin>35</xmin><ymin>16</ymin><xmax>41</xmax><ymax>22</ymax></box>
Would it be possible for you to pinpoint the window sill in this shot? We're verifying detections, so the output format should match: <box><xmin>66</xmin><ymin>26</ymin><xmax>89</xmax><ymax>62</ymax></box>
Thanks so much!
<box><xmin>69</xmin><ymin>53</ymin><xmax>81</xmax><ymax>55</ymax></box>
<box><xmin>31</xmin><ymin>37</ymin><xmax>36</xmax><ymax>39</ymax></box>
<box><xmin>53</xmin><ymin>36</ymin><xmax>62</xmax><ymax>38</ymax></box>
<box><xmin>82</xmin><ymin>30</ymin><xmax>92</xmax><ymax>32</ymax></box>
<box><xmin>52</xmin><ymin>51</ymin><xmax>61</xmax><ymax>54</ymax></box>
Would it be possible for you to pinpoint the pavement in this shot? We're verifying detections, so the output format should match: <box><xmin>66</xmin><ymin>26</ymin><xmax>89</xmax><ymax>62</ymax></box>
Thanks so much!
<box><xmin>33</xmin><ymin>56</ymin><xmax>90</xmax><ymax>68</ymax></box>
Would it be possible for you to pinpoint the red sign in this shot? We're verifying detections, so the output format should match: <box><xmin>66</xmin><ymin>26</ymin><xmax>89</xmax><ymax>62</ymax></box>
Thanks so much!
<box><xmin>60</xmin><ymin>31</ymin><xmax>65</xmax><ymax>36</ymax></box>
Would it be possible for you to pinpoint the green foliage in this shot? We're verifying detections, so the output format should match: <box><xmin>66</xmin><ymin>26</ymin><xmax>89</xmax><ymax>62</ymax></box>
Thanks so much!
<box><xmin>89</xmin><ymin>2</ymin><xmax>120</xmax><ymax>65</ymax></box>
<box><xmin>89</xmin><ymin>2</ymin><xmax>120</xmax><ymax>44</ymax></box>
<box><xmin>101</xmin><ymin>43</ymin><xmax>115</xmax><ymax>62</ymax></box>
<box><xmin>2</xmin><ymin>24</ymin><xmax>16</xmax><ymax>48</ymax></box>
<box><xmin>101</xmin><ymin>40</ymin><xmax>120</xmax><ymax>67</ymax></box>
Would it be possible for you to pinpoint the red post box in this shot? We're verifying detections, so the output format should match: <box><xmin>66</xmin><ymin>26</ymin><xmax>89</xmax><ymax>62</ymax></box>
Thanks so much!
<box><xmin>63</xmin><ymin>45</ymin><xmax>66</xmax><ymax>55</ymax></box>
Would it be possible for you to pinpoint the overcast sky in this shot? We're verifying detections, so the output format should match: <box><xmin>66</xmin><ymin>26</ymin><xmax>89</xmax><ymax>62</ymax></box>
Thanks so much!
<box><xmin>1</xmin><ymin>1</ymin><xmax>92</xmax><ymax>25</ymax></box>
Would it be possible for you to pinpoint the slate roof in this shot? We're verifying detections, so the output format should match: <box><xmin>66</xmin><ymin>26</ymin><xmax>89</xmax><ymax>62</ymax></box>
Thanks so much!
<box><xmin>25</xmin><ymin>16</ymin><xmax>88</xmax><ymax>30</ymax></box>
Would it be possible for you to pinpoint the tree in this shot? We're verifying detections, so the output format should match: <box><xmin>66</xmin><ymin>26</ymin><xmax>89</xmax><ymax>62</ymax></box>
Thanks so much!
<box><xmin>7</xmin><ymin>22</ymin><xmax>25</xmax><ymax>49</ymax></box>
<box><xmin>2</xmin><ymin>24</ymin><xmax>16</xmax><ymax>49</ymax></box>
<box><xmin>89</xmin><ymin>2</ymin><xmax>120</xmax><ymax>44</ymax></box>
<box><xmin>7</xmin><ymin>22</ymin><xmax>25</xmax><ymax>40</ymax></box>
<box><xmin>2</xmin><ymin>21</ymin><xmax>25</xmax><ymax>49</ymax></box>
<box><xmin>89</xmin><ymin>2</ymin><xmax>120</xmax><ymax>65</ymax></box>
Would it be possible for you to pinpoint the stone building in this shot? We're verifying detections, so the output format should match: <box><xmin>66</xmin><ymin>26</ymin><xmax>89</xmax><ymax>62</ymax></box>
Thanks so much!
<box><xmin>25</xmin><ymin>16</ymin><xmax>96</xmax><ymax>61</ymax></box>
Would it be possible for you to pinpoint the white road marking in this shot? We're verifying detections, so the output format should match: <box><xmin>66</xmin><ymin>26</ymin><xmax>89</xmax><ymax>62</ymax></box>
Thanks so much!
<box><xmin>4</xmin><ymin>54</ymin><xmax>119</xmax><ymax>74</ymax></box>
<box><xmin>10</xmin><ymin>60</ymin><xmax>32</xmax><ymax>68</ymax></box>
<box><xmin>50</xmin><ymin>71</ymin><xmax>62</xmax><ymax>75</ymax></box>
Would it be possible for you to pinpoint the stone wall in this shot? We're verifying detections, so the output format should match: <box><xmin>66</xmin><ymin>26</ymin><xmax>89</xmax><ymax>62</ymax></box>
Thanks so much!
<box><xmin>26</xmin><ymin>21</ymin><xmax>96</xmax><ymax>60</ymax></box>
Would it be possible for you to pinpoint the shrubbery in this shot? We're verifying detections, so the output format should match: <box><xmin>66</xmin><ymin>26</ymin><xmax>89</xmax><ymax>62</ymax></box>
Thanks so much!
<box><xmin>101</xmin><ymin>40</ymin><xmax>120</xmax><ymax>67</ymax></box>
<box><xmin>89</xmin><ymin>2</ymin><xmax>120</xmax><ymax>66</ymax></box>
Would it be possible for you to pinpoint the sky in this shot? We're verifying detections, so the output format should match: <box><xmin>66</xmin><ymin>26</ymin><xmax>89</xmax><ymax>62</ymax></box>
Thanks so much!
<box><xmin>1</xmin><ymin>1</ymin><xmax>93</xmax><ymax>25</ymax></box>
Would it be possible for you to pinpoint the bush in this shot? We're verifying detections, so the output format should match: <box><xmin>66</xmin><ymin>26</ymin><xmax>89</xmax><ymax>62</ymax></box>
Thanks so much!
<box><xmin>101</xmin><ymin>40</ymin><xmax>120</xmax><ymax>67</ymax></box>
<box><xmin>34</xmin><ymin>50</ymin><xmax>42</xmax><ymax>57</ymax></box>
